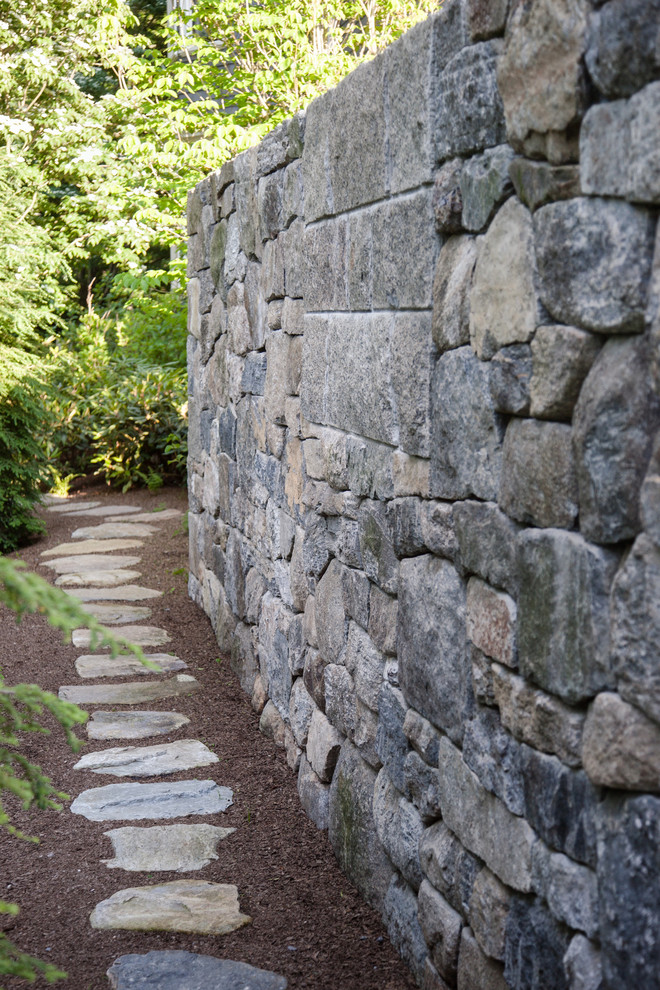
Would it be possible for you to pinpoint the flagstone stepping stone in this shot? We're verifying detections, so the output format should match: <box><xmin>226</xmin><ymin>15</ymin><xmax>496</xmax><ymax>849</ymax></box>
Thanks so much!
<box><xmin>46</xmin><ymin>499</ymin><xmax>101</xmax><ymax>512</ymax></box>
<box><xmin>87</xmin><ymin>711</ymin><xmax>190</xmax><ymax>740</ymax></box>
<box><xmin>64</xmin><ymin>505</ymin><xmax>142</xmax><ymax>517</ymax></box>
<box><xmin>76</xmin><ymin>653</ymin><xmax>186</xmax><ymax>679</ymax></box>
<box><xmin>74</xmin><ymin>739</ymin><xmax>219</xmax><ymax>777</ymax></box>
<box><xmin>65</xmin><ymin>585</ymin><xmax>161</xmax><ymax>602</ymax></box>
<box><xmin>79</xmin><ymin>604</ymin><xmax>153</xmax><ymax>624</ymax></box>
<box><xmin>107</xmin><ymin>951</ymin><xmax>287</xmax><ymax>990</ymax></box>
<box><xmin>55</xmin><ymin>568</ymin><xmax>142</xmax><ymax>587</ymax></box>
<box><xmin>70</xmin><ymin>779</ymin><xmax>233</xmax><ymax>821</ymax></box>
<box><xmin>59</xmin><ymin>674</ymin><xmax>199</xmax><ymax>705</ymax></box>
<box><xmin>90</xmin><ymin>880</ymin><xmax>251</xmax><ymax>935</ymax></box>
<box><xmin>43</xmin><ymin>555</ymin><xmax>142</xmax><ymax>574</ymax></box>
<box><xmin>102</xmin><ymin>824</ymin><xmax>235</xmax><ymax>872</ymax></box>
<box><xmin>41</xmin><ymin>538</ymin><xmax>144</xmax><ymax>557</ymax></box>
<box><xmin>71</xmin><ymin>523</ymin><xmax>157</xmax><ymax>540</ymax></box>
<box><xmin>116</xmin><ymin>509</ymin><xmax>181</xmax><ymax>524</ymax></box>
<box><xmin>72</xmin><ymin>624</ymin><xmax>171</xmax><ymax>648</ymax></box>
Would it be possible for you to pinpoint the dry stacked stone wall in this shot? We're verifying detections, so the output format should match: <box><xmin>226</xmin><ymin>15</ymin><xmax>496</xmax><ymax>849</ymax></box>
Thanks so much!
<box><xmin>186</xmin><ymin>0</ymin><xmax>660</xmax><ymax>986</ymax></box>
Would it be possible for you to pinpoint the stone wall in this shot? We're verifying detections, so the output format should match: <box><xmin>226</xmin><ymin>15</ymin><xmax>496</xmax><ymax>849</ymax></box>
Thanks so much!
<box><xmin>186</xmin><ymin>1</ymin><xmax>660</xmax><ymax>986</ymax></box>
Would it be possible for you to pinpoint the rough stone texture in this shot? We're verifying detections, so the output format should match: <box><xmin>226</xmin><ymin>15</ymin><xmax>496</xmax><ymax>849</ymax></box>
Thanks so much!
<box><xmin>86</xmin><ymin>711</ymin><xmax>190</xmax><ymax>741</ymax></box>
<box><xmin>75</xmin><ymin>653</ymin><xmax>186</xmax><ymax>679</ymax></box>
<box><xmin>466</xmin><ymin>578</ymin><xmax>516</xmax><ymax>668</ymax></box>
<box><xmin>419</xmin><ymin>821</ymin><xmax>479</xmax><ymax>919</ymax></box>
<box><xmin>432</xmin><ymin>236</ymin><xmax>477</xmax><ymax>353</ymax></box>
<box><xmin>574</xmin><ymin>335</ymin><xmax>660</xmax><ymax>545</ymax></box>
<box><xmin>306</xmin><ymin>708</ymin><xmax>342</xmax><ymax>784</ymax></box>
<box><xmin>71</xmin><ymin>523</ymin><xmax>156</xmax><ymax>540</ymax></box>
<box><xmin>373</xmin><ymin>769</ymin><xmax>423</xmax><ymax>890</ymax></box>
<box><xmin>585</xmin><ymin>0</ymin><xmax>660</xmax><ymax>99</ymax></box>
<box><xmin>509</xmin><ymin>159</ymin><xmax>581</xmax><ymax>211</ymax></box>
<box><xmin>545</xmin><ymin>852</ymin><xmax>598</xmax><ymax>939</ymax></box>
<box><xmin>517</xmin><ymin>530</ymin><xmax>619</xmax><ymax>704</ymax></box>
<box><xmin>582</xmin><ymin>691</ymin><xmax>660</xmax><ymax>790</ymax></box>
<box><xmin>297</xmin><ymin>754</ymin><xmax>330</xmax><ymax>830</ymax></box>
<box><xmin>74</xmin><ymin>740</ymin><xmax>219</xmax><ymax>778</ymax></box>
<box><xmin>499</xmin><ymin>419</ymin><xmax>578</xmax><ymax>530</ymax></box>
<box><xmin>469</xmin><ymin>866</ymin><xmax>510</xmax><ymax>961</ymax></box>
<box><xmin>383</xmin><ymin>876</ymin><xmax>429</xmax><ymax>984</ymax></box>
<box><xmin>563</xmin><ymin>936</ymin><xmax>603</xmax><ymax>990</ymax></box>
<box><xmin>90</xmin><ymin>881</ymin><xmax>251</xmax><ymax>935</ymax></box>
<box><xmin>59</xmin><ymin>676</ymin><xmax>201</xmax><ymax>706</ymax></box>
<box><xmin>55</xmin><ymin>569</ymin><xmax>143</xmax><ymax>588</ymax></box>
<box><xmin>433</xmin><ymin>158</ymin><xmax>464</xmax><ymax>234</ymax></box>
<box><xmin>488</xmin><ymin>344</ymin><xmax>531</xmax><ymax>416</ymax></box>
<box><xmin>504</xmin><ymin>896</ymin><xmax>571</xmax><ymax>990</ymax></box>
<box><xmin>70</xmin><ymin>779</ymin><xmax>233</xmax><ymax>822</ymax></box>
<box><xmin>78</xmin><ymin>604</ymin><xmax>153</xmax><ymax>625</ymax></box>
<box><xmin>457</xmin><ymin>928</ymin><xmax>508</xmax><ymax>990</ymax></box>
<box><xmin>102</xmin><ymin>824</ymin><xmax>235</xmax><ymax>872</ymax></box>
<box><xmin>107</xmin><ymin>952</ymin><xmax>287</xmax><ymax>990</ymax></box>
<box><xmin>534</xmin><ymin>197</ymin><xmax>656</xmax><ymax>334</ymax></box>
<box><xmin>41</xmin><ymin>538</ymin><xmax>144</xmax><ymax>557</ymax></box>
<box><xmin>460</xmin><ymin>145</ymin><xmax>515</xmax><ymax>232</ymax></box>
<box><xmin>453</xmin><ymin>501</ymin><xmax>521</xmax><ymax>597</ymax></box>
<box><xmin>65</xmin><ymin>585</ymin><xmax>162</xmax><ymax>602</ymax></box>
<box><xmin>42</xmin><ymin>554</ymin><xmax>142</xmax><ymax>574</ymax></box>
<box><xmin>435</xmin><ymin>42</ymin><xmax>506</xmax><ymax>161</ymax></box>
<box><xmin>72</xmin><ymin>625</ymin><xmax>171</xmax><ymax>649</ymax></box>
<box><xmin>417</xmin><ymin>879</ymin><xmax>462</xmax><ymax>983</ymax></box>
<box><xmin>529</xmin><ymin>325</ymin><xmax>600</xmax><ymax>421</ymax></box>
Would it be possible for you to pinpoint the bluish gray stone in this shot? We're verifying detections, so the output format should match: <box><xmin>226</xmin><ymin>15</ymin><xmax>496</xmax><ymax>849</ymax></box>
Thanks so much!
<box><xmin>430</xmin><ymin>346</ymin><xmax>504</xmax><ymax>501</ymax></box>
<box><xmin>373</xmin><ymin>768</ymin><xmax>424</xmax><ymax>890</ymax></box>
<box><xmin>403</xmin><ymin>750</ymin><xmax>442</xmax><ymax>823</ymax></box>
<box><xmin>460</xmin><ymin>145</ymin><xmax>515</xmax><ymax>231</ymax></box>
<box><xmin>241</xmin><ymin>352</ymin><xmax>267</xmax><ymax>395</ymax></box>
<box><xmin>534</xmin><ymin>197</ymin><xmax>656</xmax><ymax>334</ymax></box>
<box><xmin>598</xmin><ymin>793</ymin><xmax>660</xmax><ymax>988</ymax></box>
<box><xmin>504</xmin><ymin>896</ymin><xmax>571</xmax><ymax>990</ymax></box>
<box><xmin>563</xmin><ymin>936</ymin><xmax>603</xmax><ymax>990</ymax></box>
<box><xmin>434</xmin><ymin>42</ymin><xmax>506</xmax><ymax>161</ymax></box>
<box><xmin>71</xmin><ymin>780</ymin><xmax>232</xmax><ymax>823</ymax></box>
<box><xmin>517</xmin><ymin>529</ymin><xmax>619</xmax><ymax>704</ymax></box>
<box><xmin>574</xmin><ymin>335</ymin><xmax>660</xmax><ymax>545</ymax></box>
<box><xmin>545</xmin><ymin>852</ymin><xmax>599</xmax><ymax>939</ymax></box>
<box><xmin>107</xmin><ymin>951</ymin><xmax>287</xmax><ymax>990</ymax></box>
<box><xmin>521</xmin><ymin>745</ymin><xmax>599</xmax><ymax>867</ymax></box>
<box><xmin>382</xmin><ymin>876</ymin><xmax>428</xmax><ymax>984</ymax></box>
<box><xmin>418</xmin><ymin>878</ymin><xmax>462</xmax><ymax>983</ymax></box>
<box><xmin>375</xmin><ymin>682</ymin><xmax>410</xmax><ymax>796</ymax></box>
<box><xmin>585</xmin><ymin>0</ymin><xmax>660</xmax><ymax>99</ymax></box>
<box><xmin>398</xmin><ymin>555</ymin><xmax>471</xmax><ymax>744</ymax></box>
<box><xmin>499</xmin><ymin>419</ymin><xmax>578</xmax><ymax>530</ymax></box>
<box><xmin>489</xmin><ymin>344</ymin><xmax>532</xmax><ymax>416</ymax></box>
<box><xmin>453</xmin><ymin>500</ymin><xmax>521</xmax><ymax>597</ymax></box>
<box><xmin>463</xmin><ymin>708</ymin><xmax>525</xmax><ymax>816</ymax></box>
<box><xmin>529</xmin><ymin>325</ymin><xmax>600</xmax><ymax>422</ymax></box>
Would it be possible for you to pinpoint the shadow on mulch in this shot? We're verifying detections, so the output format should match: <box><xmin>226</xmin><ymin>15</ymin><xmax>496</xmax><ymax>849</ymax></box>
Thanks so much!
<box><xmin>0</xmin><ymin>483</ymin><xmax>415</xmax><ymax>990</ymax></box>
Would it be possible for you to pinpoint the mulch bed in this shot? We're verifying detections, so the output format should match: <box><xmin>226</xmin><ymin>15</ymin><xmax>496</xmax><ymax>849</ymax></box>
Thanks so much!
<box><xmin>0</xmin><ymin>482</ymin><xmax>415</xmax><ymax>990</ymax></box>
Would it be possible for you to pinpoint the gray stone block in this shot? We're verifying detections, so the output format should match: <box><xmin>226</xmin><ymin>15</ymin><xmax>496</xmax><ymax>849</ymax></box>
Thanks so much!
<box><xmin>241</xmin><ymin>352</ymin><xmax>267</xmax><ymax>396</ymax></box>
<box><xmin>328</xmin><ymin>740</ymin><xmax>395</xmax><ymax>912</ymax></box>
<box><xmin>509</xmin><ymin>159</ymin><xmax>581</xmax><ymax>212</ymax></box>
<box><xmin>470</xmin><ymin>197</ymin><xmax>540</xmax><ymax>359</ymax></box>
<box><xmin>372</xmin><ymin>189</ymin><xmax>437</xmax><ymax>309</ymax></box>
<box><xmin>611</xmin><ymin>534</ymin><xmax>660</xmax><ymax>725</ymax></box>
<box><xmin>376</xmin><ymin>682</ymin><xmax>409</xmax><ymax>795</ymax></box>
<box><xmin>106</xmin><ymin>951</ymin><xmax>286</xmax><ymax>990</ymax></box>
<box><xmin>302</xmin><ymin>217</ymin><xmax>347</xmax><ymax>312</ymax></box>
<box><xmin>489</xmin><ymin>344</ymin><xmax>532</xmax><ymax>416</ymax></box>
<box><xmin>297</xmin><ymin>754</ymin><xmax>329</xmax><ymax>830</ymax></box>
<box><xmin>358</xmin><ymin>501</ymin><xmax>399</xmax><ymax>595</ymax></box>
<box><xmin>574</xmin><ymin>335</ymin><xmax>660</xmax><ymax>545</ymax></box>
<box><xmin>382</xmin><ymin>876</ymin><xmax>429</xmax><ymax>984</ymax></box>
<box><xmin>534</xmin><ymin>197</ymin><xmax>656</xmax><ymax>334</ymax></box>
<box><xmin>261</xmin><ymin>236</ymin><xmax>284</xmax><ymax>301</ymax></box>
<box><xmin>345</xmin><ymin>621</ymin><xmax>384</xmax><ymax>712</ymax></box>
<box><xmin>398</xmin><ymin>555</ymin><xmax>470</xmax><ymax>743</ymax></box>
<box><xmin>460</xmin><ymin>145</ymin><xmax>515</xmax><ymax>231</ymax></box>
<box><xmin>435</xmin><ymin>42</ymin><xmax>506</xmax><ymax>161</ymax></box>
<box><xmin>521</xmin><ymin>745</ymin><xmax>599</xmax><ymax>866</ymax></box>
<box><xmin>465</xmin><ymin>0</ymin><xmax>508</xmax><ymax>42</ymax></box>
<box><xmin>563</xmin><ymin>935</ymin><xmax>603</xmax><ymax>990</ymax></box>
<box><xmin>391</xmin><ymin>311</ymin><xmax>433</xmax><ymax>457</ymax></box>
<box><xmin>233</xmin><ymin>146</ymin><xmax>260</xmax><ymax>260</ymax></box>
<box><xmin>518</xmin><ymin>529</ymin><xmax>619</xmax><ymax>704</ymax></box>
<box><xmin>385</xmin><ymin>497</ymin><xmax>427</xmax><ymax>558</ymax></box>
<box><xmin>387</xmin><ymin>16</ymin><xmax>434</xmax><ymax>193</ymax></box>
<box><xmin>582</xmin><ymin>691</ymin><xmax>660</xmax><ymax>791</ymax></box>
<box><xmin>282</xmin><ymin>160</ymin><xmax>304</xmax><ymax>227</ymax></box>
<box><xmin>324</xmin><ymin>663</ymin><xmax>357</xmax><ymax>738</ymax></box>
<box><xmin>641</xmin><ymin>436</ymin><xmax>660</xmax><ymax>540</ymax></box>
<box><xmin>314</xmin><ymin>559</ymin><xmax>348</xmax><ymax>664</ymax></box>
<box><xmin>418</xmin><ymin>879</ymin><xmax>462</xmax><ymax>983</ymax></box>
<box><xmin>256</xmin><ymin>114</ymin><xmax>304</xmax><ymax>178</ymax></box>
<box><xmin>403</xmin><ymin>750</ymin><xmax>443</xmax><ymax>823</ymax></box>
<box><xmin>529</xmin><ymin>325</ymin><xmax>600</xmax><ymax>422</ymax></box>
<box><xmin>258</xmin><ymin>170</ymin><xmax>284</xmax><ymax>243</ymax></box>
<box><xmin>546</xmin><ymin>852</ymin><xmax>598</xmax><ymax>938</ymax></box>
<box><xmin>598</xmin><ymin>793</ymin><xmax>660</xmax><ymax>987</ymax></box>
<box><xmin>373</xmin><ymin>769</ymin><xmax>424</xmax><ymax>890</ymax></box>
<box><xmin>369</xmin><ymin>585</ymin><xmax>398</xmax><ymax>656</ymax></box>
<box><xmin>585</xmin><ymin>0</ymin><xmax>660</xmax><ymax>99</ymax></box>
<box><xmin>431</xmin><ymin>0</ymin><xmax>469</xmax><ymax>74</ymax></box>
<box><xmin>469</xmin><ymin>866</ymin><xmax>510</xmax><ymax>961</ymax></box>
<box><xmin>504</xmin><ymin>896</ymin><xmax>571</xmax><ymax>990</ymax></box>
<box><xmin>466</xmin><ymin>578</ymin><xmax>516</xmax><ymax>668</ymax></box>
<box><xmin>579</xmin><ymin>98</ymin><xmax>631</xmax><ymax>199</ymax></box>
<box><xmin>346</xmin><ymin>208</ymin><xmax>373</xmax><ymax>311</ymax></box>
<box><xmin>499</xmin><ymin>419</ymin><xmax>578</xmax><ymax>530</ymax></box>
<box><xmin>430</xmin><ymin>346</ymin><xmax>504</xmax><ymax>501</ymax></box>
<box><xmin>432</xmin><ymin>235</ymin><xmax>477</xmax><ymax>353</ymax></box>
<box><xmin>453</xmin><ymin>499</ymin><xmax>521</xmax><ymax>596</ymax></box>
<box><xmin>433</xmin><ymin>158</ymin><xmax>464</xmax><ymax>234</ymax></box>
<box><xmin>457</xmin><ymin>928</ymin><xmax>508</xmax><ymax>990</ymax></box>
<box><xmin>497</xmin><ymin>0</ymin><xmax>590</xmax><ymax>163</ymax></box>
<box><xmin>419</xmin><ymin>819</ymin><xmax>480</xmax><ymax>917</ymax></box>
<box><xmin>463</xmin><ymin>707</ymin><xmax>524</xmax><ymax>815</ymax></box>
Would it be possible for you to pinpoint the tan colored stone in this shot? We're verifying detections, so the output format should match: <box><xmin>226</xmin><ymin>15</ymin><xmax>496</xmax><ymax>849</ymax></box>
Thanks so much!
<box><xmin>59</xmin><ymin>675</ymin><xmax>200</xmax><ymax>705</ymax></box>
<box><xmin>87</xmin><ymin>711</ymin><xmax>190</xmax><ymax>740</ymax></box>
<box><xmin>42</xmin><ymin>555</ymin><xmax>142</xmax><ymax>574</ymax></box>
<box><xmin>469</xmin><ymin>867</ymin><xmax>510</xmax><ymax>961</ymax></box>
<box><xmin>466</xmin><ymin>578</ymin><xmax>517</xmax><ymax>667</ymax></box>
<box><xmin>582</xmin><ymin>692</ymin><xmax>660</xmax><ymax>790</ymax></box>
<box><xmin>102</xmin><ymin>824</ymin><xmax>235</xmax><ymax>872</ymax></box>
<box><xmin>65</xmin><ymin>585</ymin><xmax>161</xmax><ymax>602</ymax></box>
<box><xmin>71</xmin><ymin>523</ymin><xmax>157</xmax><ymax>540</ymax></box>
<box><xmin>72</xmin><ymin>625</ymin><xmax>171</xmax><ymax>648</ymax></box>
<box><xmin>90</xmin><ymin>880</ymin><xmax>251</xmax><ymax>934</ymax></box>
<box><xmin>41</xmin><ymin>538</ymin><xmax>144</xmax><ymax>557</ymax></box>
<box><xmin>55</xmin><ymin>569</ymin><xmax>142</xmax><ymax>587</ymax></box>
<box><xmin>74</xmin><ymin>739</ymin><xmax>218</xmax><ymax>777</ymax></box>
<box><xmin>75</xmin><ymin>653</ymin><xmax>186</xmax><ymax>679</ymax></box>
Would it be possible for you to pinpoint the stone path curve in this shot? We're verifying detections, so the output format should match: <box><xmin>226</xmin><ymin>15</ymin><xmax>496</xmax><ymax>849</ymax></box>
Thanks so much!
<box><xmin>42</xmin><ymin>495</ymin><xmax>288</xmax><ymax>989</ymax></box>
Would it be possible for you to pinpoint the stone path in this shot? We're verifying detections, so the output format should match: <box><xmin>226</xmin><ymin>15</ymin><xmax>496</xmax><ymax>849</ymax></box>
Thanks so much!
<box><xmin>44</xmin><ymin>497</ymin><xmax>288</xmax><ymax>988</ymax></box>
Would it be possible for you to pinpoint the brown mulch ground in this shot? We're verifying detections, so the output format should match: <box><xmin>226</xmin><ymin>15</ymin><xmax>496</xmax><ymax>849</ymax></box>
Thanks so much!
<box><xmin>1</xmin><ymin>482</ymin><xmax>415</xmax><ymax>990</ymax></box>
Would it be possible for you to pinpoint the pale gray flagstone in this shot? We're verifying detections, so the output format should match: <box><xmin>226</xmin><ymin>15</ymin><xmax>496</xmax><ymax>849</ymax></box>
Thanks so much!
<box><xmin>87</xmin><ymin>711</ymin><xmax>190</xmax><ymax>740</ymax></box>
<box><xmin>114</xmin><ymin>509</ymin><xmax>181</xmax><ymax>524</ymax></box>
<box><xmin>71</xmin><ymin>523</ymin><xmax>157</xmax><ymax>540</ymax></box>
<box><xmin>59</xmin><ymin>674</ymin><xmax>199</xmax><ymax>705</ymax></box>
<box><xmin>46</xmin><ymin>499</ymin><xmax>101</xmax><ymax>512</ymax></box>
<box><xmin>107</xmin><ymin>951</ymin><xmax>287</xmax><ymax>990</ymax></box>
<box><xmin>75</xmin><ymin>653</ymin><xmax>186</xmax><ymax>679</ymax></box>
<box><xmin>64</xmin><ymin>585</ymin><xmax>161</xmax><ymax>601</ymax></box>
<box><xmin>71</xmin><ymin>624</ymin><xmax>171</xmax><ymax>648</ymax></box>
<box><xmin>89</xmin><ymin>880</ymin><xmax>251</xmax><ymax>934</ymax></box>
<box><xmin>78</xmin><ymin>603</ymin><xmax>153</xmax><ymax>624</ymax></box>
<box><xmin>41</xmin><ymin>538</ymin><xmax>144</xmax><ymax>557</ymax></box>
<box><xmin>64</xmin><ymin>504</ymin><xmax>142</xmax><ymax>517</ymax></box>
<box><xmin>55</xmin><ymin>569</ymin><xmax>142</xmax><ymax>587</ymax></box>
<box><xmin>74</xmin><ymin>739</ymin><xmax>218</xmax><ymax>777</ymax></box>
<box><xmin>42</xmin><ymin>555</ymin><xmax>141</xmax><ymax>574</ymax></box>
<box><xmin>102</xmin><ymin>824</ymin><xmax>235</xmax><ymax>872</ymax></box>
<box><xmin>70</xmin><ymin>779</ymin><xmax>233</xmax><ymax>821</ymax></box>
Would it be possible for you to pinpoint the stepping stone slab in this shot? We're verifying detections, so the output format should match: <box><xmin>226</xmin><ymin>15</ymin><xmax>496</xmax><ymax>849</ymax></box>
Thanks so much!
<box><xmin>56</xmin><ymin>569</ymin><xmax>142</xmax><ymax>587</ymax></box>
<box><xmin>76</xmin><ymin>653</ymin><xmax>186</xmax><ymax>679</ymax></box>
<box><xmin>87</xmin><ymin>711</ymin><xmax>190</xmax><ymax>740</ymax></box>
<box><xmin>65</xmin><ymin>585</ymin><xmax>162</xmax><ymax>602</ymax></box>
<box><xmin>60</xmin><ymin>674</ymin><xmax>199</xmax><ymax>705</ymax></box>
<box><xmin>46</xmin><ymin>499</ymin><xmax>101</xmax><ymax>512</ymax></box>
<box><xmin>116</xmin><ymin>509</ymin><xmax>182</xmax><ymax>524</ymax></box>
<box><xmin>70</xmin><ymin>779</ymin><xmax>233</xmax><ymax>821</ymax></box>
<box><xmin>107</xmin><ymin>951</ymin><xmax>287</xmax><ymax>990</ymax></box>
<box><xmin>71</xmin><ymin>523</ymin><xmax>157</xmax><ymax>540</ymax></box>
<box><xmin>41</xmin><ymin>538</ymin><xmax>144</xmax><ymax>557</ymax></box>
<box><xmin>72</xmin><ymin>624</ymin><xmax>171</xmax><ymax>648</ymax></box>
<box><xmin>102</xmin><ymin>824</ymin><xmax>235</xmax><ymax>872</ymax></box>
<box><xmin>43</xmin><ymin>555</ymin><xmax>142</xmax><ymax>574</ymax></box>
<box><xmin>64</xmin><ymin>505</ymin><xmax>142</xmax><ymax>517</ymax></box>
<box><xmin>79</xmin><ymin>604</ymin><xmax>153</xmax><ymax>625</ymax></box>
<box><xmin>74</xmin><ymin>739</ymin><xmax>219</xmax><ymax>777</ymax></box>
<box><xmin>90</xmin><ymin>880</ymin><xmax>251</xmax><ymax>935</ymax></box>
